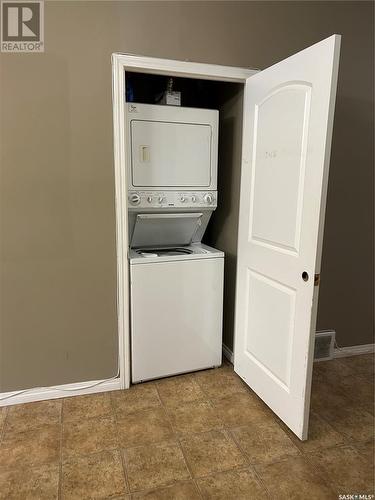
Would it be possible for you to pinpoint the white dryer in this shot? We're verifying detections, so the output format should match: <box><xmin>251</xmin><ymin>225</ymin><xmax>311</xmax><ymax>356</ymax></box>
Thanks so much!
<box><xmin>130</xmin><ymin>244</ymin><xmax>224</xmax><ymax>382</ymax></box>
<box><xmin>126</xmin><ymin>103</ymin><xmax>218</xmax><ymax>192</ymax></box>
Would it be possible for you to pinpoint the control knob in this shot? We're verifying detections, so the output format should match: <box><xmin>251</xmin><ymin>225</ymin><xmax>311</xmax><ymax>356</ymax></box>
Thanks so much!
<box><xmin>130</xmin><ymin>193</ymin><xmax>141</xmax><ymax>205</ymax></box>
<box><xmin>204</xmin><ymin>193</ymin><xmax>213</xmax><ymax>204</ymax></box>
<box><xmin>147</xmin><ymin>196</ymin><xmax>152</xmax><ymax>203</ymax></box>
<box><xmin>158</xmin><ymin>196</ymin><xmax>165</xmax><ymax>204</ymax></box>
<box><xmin>191</xmin><ymin>196</ymin><xmax>196</xmax><ymax>203</ymax></box>
<box><xmin>180</xmin><ymin>195</ymin><xmax>186</xmax><ymax>203</ymax></box>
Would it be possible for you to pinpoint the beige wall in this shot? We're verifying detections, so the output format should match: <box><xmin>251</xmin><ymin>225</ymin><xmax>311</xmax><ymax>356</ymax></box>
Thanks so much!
<box><xmin>204</xmin><ymin>84</ymin><xmax>244</xmax><ymax>350</ymax></box>
<box><xmin>0</xmin><ymin>1</ymin><xmax>373</xmax><ymax>391</ymax></box>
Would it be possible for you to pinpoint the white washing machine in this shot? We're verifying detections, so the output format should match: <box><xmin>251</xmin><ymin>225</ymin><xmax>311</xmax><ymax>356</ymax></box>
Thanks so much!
<box><xmin>126</xmin><ymin>103</ymin><xmax>224</xmax><ymax>382</ymax></box>
<box><xmin>130</xmin><ymin>243</ymin><xmax>224</xmax><ymax>382</ymax></box>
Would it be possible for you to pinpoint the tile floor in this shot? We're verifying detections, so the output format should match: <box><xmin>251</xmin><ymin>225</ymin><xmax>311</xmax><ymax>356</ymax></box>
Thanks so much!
<box><xmin>0</xmin><ymin>354</ymin><xmax>373</xmax><ymax>499</ymax></box>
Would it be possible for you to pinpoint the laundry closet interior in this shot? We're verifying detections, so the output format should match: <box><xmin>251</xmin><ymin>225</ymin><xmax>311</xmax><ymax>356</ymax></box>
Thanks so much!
<box><xmin>125</xmin><ymin>71</ymin><xmax>245</xmax><ymax>367</ymax></box>
<box><xmin>113</xmin><ymin>35</ymin><xmax>340</xmax><ymax>441</ymax></box>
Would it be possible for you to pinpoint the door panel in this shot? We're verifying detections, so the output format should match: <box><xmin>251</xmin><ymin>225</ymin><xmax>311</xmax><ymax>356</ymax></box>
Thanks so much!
<box><xmin>234</xmin><ymin>35</ymin><xmax>341</xmax><ymax>440</ymax></box>
<box><xmin>250</xmin><ymin>84</ymin><xmax>311</xmax><ymax>252</ymax></box>
<box><xmin>245</xmin><ymin>269</ymin><xmax>296</xmax><ymax>389</ymax></box>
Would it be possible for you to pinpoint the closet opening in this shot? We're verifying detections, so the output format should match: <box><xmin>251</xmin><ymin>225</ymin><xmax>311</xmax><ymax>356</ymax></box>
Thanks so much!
<box><xmin>125</xmin><ymin>70</ymin><xmax>245</xmax><ymax>358</ymax></box>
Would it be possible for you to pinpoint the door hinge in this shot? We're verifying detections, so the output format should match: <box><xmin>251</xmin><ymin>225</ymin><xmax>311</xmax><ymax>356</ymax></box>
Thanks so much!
<box><xmin>314</xmin><ymin>274</ymin><xmax>321</xmax><ymax>286</ymax></box>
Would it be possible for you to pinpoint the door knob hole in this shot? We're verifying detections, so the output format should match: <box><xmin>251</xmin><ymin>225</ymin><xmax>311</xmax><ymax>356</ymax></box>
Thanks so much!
<box><xmin>302</xmin><ymin>271</ymin><xmax>309</xmax><ymax>282</ymax></box>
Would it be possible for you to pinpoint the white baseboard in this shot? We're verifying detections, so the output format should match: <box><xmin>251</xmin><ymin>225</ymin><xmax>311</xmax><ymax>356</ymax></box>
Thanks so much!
<box><xmin>222</xmin><ymin>344</ymin><xmax>234</xmax><ymax>364</ymax></box>
<box><xmin>2</xmin><ymin>341</ymin><xmax>373</xmax><ymax>407</ymax></box>
<box><xmin>333</xmin><ymin>343</ymin><xmax>375</xmax><ymax>358</ymax></box>
<box><xmin>221</xmin><ymin>341</ymin><xmax>374</xmax><ymax>366</ymax></box>
<box><xmin>0</xmin><ymin>377</ymin><xmax>122</xmax><ymax>407</ymax></box>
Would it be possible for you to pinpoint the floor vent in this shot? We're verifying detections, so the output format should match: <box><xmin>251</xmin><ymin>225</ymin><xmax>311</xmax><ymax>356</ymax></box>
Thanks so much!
<box><xmin>314</xmin><ymin>330</ymin><xmax>335</xmax><ymax>361</ymax></box>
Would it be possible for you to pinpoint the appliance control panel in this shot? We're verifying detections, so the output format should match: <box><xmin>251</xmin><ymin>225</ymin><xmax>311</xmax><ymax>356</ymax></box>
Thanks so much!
<box><xmin>128</xmin><ymin>191</ymin><xmax>218</xmax><ymax>209</ymax></box>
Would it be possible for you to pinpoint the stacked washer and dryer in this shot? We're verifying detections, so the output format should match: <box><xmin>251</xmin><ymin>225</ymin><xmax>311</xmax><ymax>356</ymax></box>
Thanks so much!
<box><xmin>126</xmin><ymin>103</ymin><xmax>224</xmax><ymax>383</ymax></box>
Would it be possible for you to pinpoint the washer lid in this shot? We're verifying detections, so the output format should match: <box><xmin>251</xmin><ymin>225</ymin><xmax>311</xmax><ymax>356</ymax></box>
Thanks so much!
<box><xmin>130</xmin><ymin>213</ymin><xmax>203</xmax><ymax>248</ymax></box>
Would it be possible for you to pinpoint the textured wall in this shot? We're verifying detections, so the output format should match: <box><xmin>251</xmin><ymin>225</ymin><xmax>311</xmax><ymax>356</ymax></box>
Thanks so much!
<box><xmin>0</xmin><ymin>1</ymin><xmax>373</xmax><ymax>391</ymax></box>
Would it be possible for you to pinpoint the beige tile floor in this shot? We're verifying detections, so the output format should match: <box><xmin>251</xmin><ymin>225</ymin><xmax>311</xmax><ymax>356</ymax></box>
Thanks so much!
<box><xmin>0</xmin><ymin>355</ymin><xmax>373</xmax><ymax>499</ymax></box>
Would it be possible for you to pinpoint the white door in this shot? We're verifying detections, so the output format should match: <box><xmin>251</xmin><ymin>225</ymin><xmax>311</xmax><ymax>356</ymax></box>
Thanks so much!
<box><xmin>234</xmin><ymin>35</ymin><xmax>341</xmax><ymax>440</ymax></box>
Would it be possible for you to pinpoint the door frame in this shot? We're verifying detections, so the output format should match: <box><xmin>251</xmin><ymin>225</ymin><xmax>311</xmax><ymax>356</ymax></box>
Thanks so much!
<box><xmin>112</xmin><ymin>53</ymin><xmax>257</xmax><ymax>389</ymax></box>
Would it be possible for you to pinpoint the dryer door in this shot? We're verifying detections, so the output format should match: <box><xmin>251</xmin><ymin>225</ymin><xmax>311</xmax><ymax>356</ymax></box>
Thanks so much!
<box><xmin>131</xmin><ymin>120</ymin><xmax>212</xmax><ymax>188</ymax></box>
